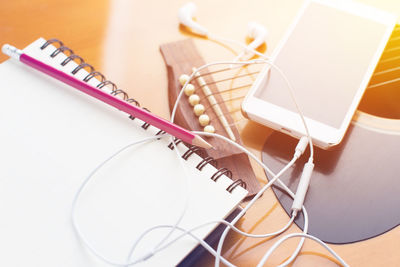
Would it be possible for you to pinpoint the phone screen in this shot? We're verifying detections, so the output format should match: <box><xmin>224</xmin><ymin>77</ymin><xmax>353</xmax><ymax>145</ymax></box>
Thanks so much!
<box><xmin>255</xmin><ymin>1</ymin><xmax>390</xmax><ymax>129</ymax></box>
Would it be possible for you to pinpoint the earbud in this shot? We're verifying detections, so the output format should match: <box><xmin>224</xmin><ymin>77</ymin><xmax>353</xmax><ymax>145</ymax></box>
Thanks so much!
<box><xmin>240</xmin><ymin>22</ymin><xmax>268</xmax><ymax>60</ymax></box>
<box><xmin>247</xmin><ymin>22</ymin><xmax>268</xmax><ymax>51</ymax></box>
<box><xmin>178</xmin><ymin>2</ymin><xmax>209</xmax><ymax>36</ymax></box>
<box><xmin>178</xmin><ymin>3</ymin><xmax>268</xmax><ymax>60</ymax></box>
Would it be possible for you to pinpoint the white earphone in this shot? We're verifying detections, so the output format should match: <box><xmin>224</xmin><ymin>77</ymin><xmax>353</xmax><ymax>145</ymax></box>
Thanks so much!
<box><xmin>247</xmin><ymin>22</ymin><xmax>268</xmax><ymax>51</ymax></box>
<box><xmin>71</xmin><ymin>25</ymin><xmax>349</xmax><ymax>267</ymax></box>
<box><xmin>70</xmin><ymin>4</ymin><xmax>349</xmax><ymax>267</ymax></box>
<box><xmin>178</xmin><ymin>2</ymin><xmax>209</xmax><ymax>36</ymax></box>
<box><xmin>239</xmin><ymin>21</ymin><xmax>268</xmax><ymax>60</ymax></box>
<box><xmin>178</xmin><ymin>2</ymin><xmax>268</xmax><ymax>61</ymax></box>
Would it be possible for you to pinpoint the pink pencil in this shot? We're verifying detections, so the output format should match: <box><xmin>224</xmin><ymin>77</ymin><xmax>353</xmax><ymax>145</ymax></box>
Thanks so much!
<box><xmin>2</xmin><ymin>44</ymin><xmax>212</xmax><ymax>149</ymax></box>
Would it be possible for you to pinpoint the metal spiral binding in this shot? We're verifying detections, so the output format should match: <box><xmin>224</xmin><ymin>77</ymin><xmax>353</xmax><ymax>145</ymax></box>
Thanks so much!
<box><xmin>156</xmin><ymin>130</ymin><xmax>166</xmax><ymax>136</ymax></box>
<box><xmin>181</xmin><ymin>145</ymin><xmax>204</xmax><ymax>160</ymax></box>
<box><xmin>211</xmin><ymin>168</ymin><xmax>232</xmax><ymax>182</ymax></box>
<box><xmin>72</xmin><ymin>63</ymin><xmax>94</xmax><ymax>75</ymax></box>
<box><xmin>168</xmin><ymin>138</ymin><xmax>182</xmax><ymax>150</ymax></box>
<box><xmin>179</xmin><ymin>146</ymin><xmax>246</xmax><ymax>192</ymax></box>
<box><xmin>196</xmin><ymin>156</ymin><xmax>217</xmax><ymax>170</ymax></box>
<box><xmin>226</xmin><ymin>179</ymin><xmax>246</xmax><ymax>192</ymax></box>
<box><xmin>83</xmin><ymin>71</ymin><xmax>105</xmax><ymax>82</ymax></box>
<box><xmin>40</xmin><ymin>38</ymin><xmax>147</xmax><ymax>129</ymax></box>
<box><xmin>50</xmin><ymin>46</ymin><xmax>73</xmax><ymax>58</ymax></box>
<box><xmin>61</xmin><ymin>54</ymin><xmax>84</xmax><ymax>66</ymax></box>
<box><xmin>40</xmin><ymin>38</ymin><xmax>246</xmax><ymax>194</ymax></box>
<box><xmin>155</xmin><ymin>130</ymin><xmax>166</xmax><ymax>140</ymax></box>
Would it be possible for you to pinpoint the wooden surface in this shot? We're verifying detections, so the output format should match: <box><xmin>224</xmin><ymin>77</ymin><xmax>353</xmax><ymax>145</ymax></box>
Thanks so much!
<box><xmin>1</xmin><ymin>0</ymin><xmax>400</xmax><ymax>266</ymax></box>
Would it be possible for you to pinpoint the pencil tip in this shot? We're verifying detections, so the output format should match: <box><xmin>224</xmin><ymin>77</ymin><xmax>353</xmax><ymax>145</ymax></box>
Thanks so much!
<box><xmin>192</xmin><ymin>135</ymin><xmax>213</xmax><ymax>149</ymax></box>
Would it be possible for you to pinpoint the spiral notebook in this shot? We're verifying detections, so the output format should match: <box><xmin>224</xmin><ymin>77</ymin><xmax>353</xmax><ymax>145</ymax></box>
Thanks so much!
<box><xmin>0</xmin><ymin>38</ymin><xmax>248</xmax><ymax>266</ymax></box>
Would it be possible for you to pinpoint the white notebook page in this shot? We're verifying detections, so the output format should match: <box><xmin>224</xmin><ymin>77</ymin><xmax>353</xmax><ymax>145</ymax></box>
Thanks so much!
<box><xmin>0</xmin><ymin>38</ymin><xmax>247</xmax><ymax>266</ymax></box>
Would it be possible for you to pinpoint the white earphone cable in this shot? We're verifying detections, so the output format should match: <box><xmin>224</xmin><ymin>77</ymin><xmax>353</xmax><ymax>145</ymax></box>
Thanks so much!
<box><xmin>257</xmin><ymin>233</ymin><xmax>349</xmax><ymax>267</ymax></box>
<box><xmin>71</xmin><ymin>135</ymin><xmax>164</xmax><ymax>266</ymax></box>
<box><xmin>195</xmin><ymin>132</ymin><xmax>307</xmax><ymax>267</ymax></box>
<box><xmin>70</xmin><ymin>132</ymin><xmax>304</xmax><ymax>267</ymax></box>
<box><xmin>170</xmin><ymin>58</ymin><xmax>314</xmax><ymax>266</ymax></box>
<box><xmin>170</xmin><ymin>59</ymin><xmax>317</xmax><ymax>267</ymax></box>
<box><xmin>69</xmin><ymin>34</ymin><xmax>350</xmax><ymax>267</ymax></box>
<box><xmin>207</xmin><ymin>33</ymin><xmax>268</xmax><ymax>59</ymax></box>
<box><xmin>71</xmin><ymin>133</ymin><xmax>196</xmax><ymax>266</ymax></box>
<box><xmin>119</xmin><ymin>130</ymin><xmax>311</xmax><ymax>267</ymax></box>
<box><xmin>172</xmin><ymin>59</ymin><xmax>314</xmax><ymax>162</ymax></box>
<box><xmin>125</xmin><ymin>217</ymin><xmax>295</xmax><ymax>267</ymax></box>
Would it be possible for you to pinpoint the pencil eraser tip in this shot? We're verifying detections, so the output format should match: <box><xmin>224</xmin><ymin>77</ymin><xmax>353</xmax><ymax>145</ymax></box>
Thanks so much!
<box><xmin>2</xmin><ymin>44</ymin><xmax>22</xmax><ymax>60</ymax></box>
<box><xmin>1</xmin><ymin>44</ymin><xmax>10</xmax><ymax>55</ymax></box>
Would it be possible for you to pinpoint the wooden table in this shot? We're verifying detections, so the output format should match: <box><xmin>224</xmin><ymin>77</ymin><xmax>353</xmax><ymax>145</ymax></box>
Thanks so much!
<box><xmin>1</xmin><ymin>0</ymin><xmax>399</xmax><ymax>266</ymax></box>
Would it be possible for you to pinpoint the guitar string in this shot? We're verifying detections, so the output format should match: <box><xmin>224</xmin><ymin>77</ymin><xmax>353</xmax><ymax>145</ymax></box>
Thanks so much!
<box><xmin>193</xmin><ymin>76</ymin><xmax>254</xmax><ymax>128</ymax></box>
<box><xmin>367</xmin><ymin>29</ymin><xmax>400</xmax><ymax>89</ymax></box>
<box><xmin>196</xmin><ymin>71</ymin><xmax>260</xmax><ymax>87</ymax></box>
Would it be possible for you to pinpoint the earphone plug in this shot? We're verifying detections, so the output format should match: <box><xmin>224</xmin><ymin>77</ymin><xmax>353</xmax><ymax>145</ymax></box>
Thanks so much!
<box><xmin>291</xmin><ymin>160</ymin><xmax>314</xmax><ymax>213</ymax></box>
<box><xmin>294</xmin><ymin>136</ymin><xmax>309</xmax><ymax>158</ymax></box>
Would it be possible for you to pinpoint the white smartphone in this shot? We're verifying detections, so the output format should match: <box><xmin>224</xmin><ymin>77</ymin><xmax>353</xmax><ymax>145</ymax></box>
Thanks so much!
<box><xmin>242</xmin><ymin>0</ymin><xmax>396</xmax><ymax>149</ymax></box>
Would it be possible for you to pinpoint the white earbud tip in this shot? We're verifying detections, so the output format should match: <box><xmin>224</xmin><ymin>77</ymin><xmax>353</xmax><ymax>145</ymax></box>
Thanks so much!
<box><xmin>179</xmin><ymin>2</ymin><xmax>197</xmax><ymax>17</ymax></box>
<box><xmin>247</xmin><ymin>22</ymin><xmax>258</xmax><ymax>38</ymax></box>
<box><xmin>247</xmin><ymin>21</ymin><xmax>268</xmax><ymax>39</ymax></box>
<box><xmin>178</xmin><ymin>2</ymin><xmax>209</xmax><ymax>36</ymax></box>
